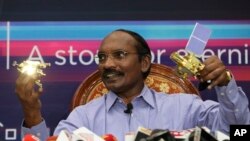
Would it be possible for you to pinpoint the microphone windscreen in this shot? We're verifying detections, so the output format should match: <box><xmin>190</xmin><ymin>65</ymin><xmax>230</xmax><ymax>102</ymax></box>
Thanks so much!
<box><xmin>134</xmin><ymin>127</ymin><xmax>152</xmax><ymax>141</ymax></box>
<box><xmin>188</xmin><ymin>126</ymin><xmax>217</xmax><ymax>141</ymax></box>
<box><xmin>46</xmin><ymin>136</ymin><xmax>58</xmax><ymax>141</ymax></box>
<box><xmin>22</xmin><ymin>134</ymin><xmax>40</xmax><ymax>141</ymax></box>
<box><xmin>125</xmin><ymin>132</ymin><xmax>135</xmax><ymax>141</ymax></box>
<box><xmin>55</xmin><ymin>130</ymin><xmax>71</xmax><ymax>141</ymax></box>
<box><xmin>124</xmin><ymin>103</ymin><xmax>133</xmax><ymax>114</ymax></box>
<box><xmin>146</xmin><ymin>129</ymin><xmax>175</xmax><ymax>141</ymax></box>
<box><xmin>73</xmin><ymin>127</ymin><xmax>105</xmax><ymax>141</ymax></box>
<box><xmin>102</xmin><ymin>134</ymin><xmax>117</xmax><ymax>141</ymax></box>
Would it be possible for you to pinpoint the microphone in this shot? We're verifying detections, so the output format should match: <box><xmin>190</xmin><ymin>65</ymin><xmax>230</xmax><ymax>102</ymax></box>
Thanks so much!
<box><xmin>102</xmin><ymin>134</ymin><xmax>117</xmax><ymax>141</ymax></box>
<box><xmin>134</xmin><ymin>127</ymin><xmax>152</xmax><ymax>141</ymax></box>
<box><xmin>124</xmin><ymin>103</ymin><xmax>133</xmax><ymax>114</ymax></box>
<box><xmin>145</xmin><ymin>129</ymin><xmax>175</xmax><ymax>141</ymax></box>
<box><xmin>22</xmin><ymin>134</ymin><xmax>40</xmax><ymax>141</ymax></box>
<box><xmin>46</xmin><ymin>136</ymin><xmax>58</xmax><ymax>141</ymax></box>
<box><xmin>56</xmin><ymin>130</ymin><xmax>71</xmax><ymax>141</ymax></box>
<box><xmin>188</xmin><ymin>126</ymin><xmax>218</xmax><ymax>141</ymax></box>
<box><xmin>215</xmin><ymin>130</ymin><xmax>230</xmax><ymax>141</ymax></box>
<box><xmin>56</xmin><ymin>127</ymin><xmax>105</xmax><ymax>141</ymax></box>
<box><xmin>73</xmin><ymin>127</ymin><xmax>105</xmax><ymax>141</ymax></box>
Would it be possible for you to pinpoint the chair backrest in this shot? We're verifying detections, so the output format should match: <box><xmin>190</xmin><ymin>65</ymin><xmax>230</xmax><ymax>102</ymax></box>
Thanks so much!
<box><xmin>71</xmin><ymin>63</ymin><xmax>199</xmax><ymax>110</ymax></box>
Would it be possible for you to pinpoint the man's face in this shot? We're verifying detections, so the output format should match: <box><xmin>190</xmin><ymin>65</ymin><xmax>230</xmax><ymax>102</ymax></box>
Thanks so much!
<box><xmin>98</xmin><ymin>31</ymin><xmax>146</xmax><ymax>93</ymax></box>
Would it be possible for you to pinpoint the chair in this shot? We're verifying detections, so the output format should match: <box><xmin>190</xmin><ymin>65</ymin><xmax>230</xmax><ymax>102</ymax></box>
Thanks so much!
<box><xmin>71</xmin><ymin>63</ymin><xmax>199</xmax><ymax>110</ymax></box>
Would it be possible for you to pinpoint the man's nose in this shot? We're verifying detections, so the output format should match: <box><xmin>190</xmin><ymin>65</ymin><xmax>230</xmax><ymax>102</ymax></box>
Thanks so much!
<box><xmin>102</xmin><ymin>56</ymin><xmax>116</xmax><ymax>68</ymax></box>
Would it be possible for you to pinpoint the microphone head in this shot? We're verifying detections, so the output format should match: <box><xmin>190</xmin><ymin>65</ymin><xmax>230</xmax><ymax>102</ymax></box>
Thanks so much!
<box><xmin>150</xmin><ymin>129</ymin><xmax>166</xmax><ymax>135</ymax></box>
<box><xmin>188</xmin><ymin>126</ymin><xmax>217</xmax><ymax>141</ymax></box>
<box><xmin>22</xmin><ymin>134</ymin><xmax>40</xmax><ymax>141</ymax></box>
<box><xmin>46</xmin><ymin>136</ymin><xmax>58</xmax><ymax>141</ymax></box>
<box><xmin>124</xmin><ymin>103</ymin><xmax>133</xmax><ymax>114</ymax></box>
<box><xmin>146</xmin><ymin>129</ymin><xmax>175</xmax><ymax>141</ymax></box>
<box><xmin>102</xmin><ymin>134</ymin><xmax>117</xmax><ymax>141</ymax></box>
<box><xmin>134</xmin><ymin>127</ymin><xmax>152</xmax><ymax>141</ymax></box>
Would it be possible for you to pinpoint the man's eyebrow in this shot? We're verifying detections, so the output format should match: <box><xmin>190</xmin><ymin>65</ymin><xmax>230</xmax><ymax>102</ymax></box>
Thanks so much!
<box><xmin>97</xmin><ymin>50</ymin><xmax>105</xmax><ymax>53</ymax></box>
<box><xmin>98</xmin><ymin>49</ymin><xmax>126</xmax><ymax>53</ymax></box>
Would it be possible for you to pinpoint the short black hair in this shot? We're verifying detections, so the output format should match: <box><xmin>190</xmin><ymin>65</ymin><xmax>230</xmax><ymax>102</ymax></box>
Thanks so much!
<box><xmin>115</xmin><ymin>29</ymin><xmax>152</xmax><ymax>79</ymax></box>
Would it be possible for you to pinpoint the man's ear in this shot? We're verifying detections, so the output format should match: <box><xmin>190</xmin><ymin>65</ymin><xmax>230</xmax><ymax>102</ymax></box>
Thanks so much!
<box><xmin>141</xmin><ymin>55</ymin><xmax>151</xmax><ymax>73</ymax></box>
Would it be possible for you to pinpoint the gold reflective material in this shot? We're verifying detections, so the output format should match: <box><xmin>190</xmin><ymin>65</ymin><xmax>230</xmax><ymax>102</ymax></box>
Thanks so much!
<box><xmin>225</xmin><ymin>70</ymin><xmax>232</xmax><ymax>81</ymax></box>
<box><xmin>170</xmin><ymin>51</ymin><xmax>205</xmax><ymax>79</ymax></box>
<box><xmin>13</xmin><ymin>60</ymin><xmax>51</xmax><ymax>90</ymax></box>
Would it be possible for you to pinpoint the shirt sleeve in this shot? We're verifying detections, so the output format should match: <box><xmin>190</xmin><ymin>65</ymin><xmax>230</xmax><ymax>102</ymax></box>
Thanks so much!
<box><xmin>21</xmin><ymin>119</ymin><xmax>50</xmax><ymax>141</ymax></box>
<box><xmin>21</xmin><ymin>106</ymin><xmax>90</xmax><ymax>140</ymax></box>
<box><xmin>189</xmin><ymin>78</ymin><xmax>250</xmax><ymax>134</ymax></box>
<box><xmin>193</xmin><ymin>78</ymin><xmax>250</xmax><ymax>134</ymax></box>
<box><xmin>215</xmin><ymin>78</ymin><xmax>250</xmax><ymax>126</ymax></box>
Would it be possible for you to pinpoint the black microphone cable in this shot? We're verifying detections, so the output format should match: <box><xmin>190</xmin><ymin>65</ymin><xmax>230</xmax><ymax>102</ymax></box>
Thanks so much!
<box><xmin>124</xmin><ymin>102</ymin><xmax>133</xmax><ymax>131</ymax></box>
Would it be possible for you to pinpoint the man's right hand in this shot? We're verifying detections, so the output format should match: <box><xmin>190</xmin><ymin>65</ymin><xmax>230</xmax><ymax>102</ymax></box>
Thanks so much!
<box><xmin>15</xmin><ymin>73</ymin><xmax>43</xmax><ymax>128</ymax></box>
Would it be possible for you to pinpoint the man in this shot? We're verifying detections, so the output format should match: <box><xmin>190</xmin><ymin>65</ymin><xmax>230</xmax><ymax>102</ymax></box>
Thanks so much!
<box><xmin>16</xmin><ymin>29</ymin><xmax>250</xmax><ymax>141</ymax></box>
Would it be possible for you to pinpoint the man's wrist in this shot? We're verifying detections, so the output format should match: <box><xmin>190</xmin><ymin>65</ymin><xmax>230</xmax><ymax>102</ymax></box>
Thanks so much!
<box><xmin>23</xmin><ymin>118</ymin><xmax>43</xmax><ymax>128</ymax></box>
<box><xmin>23</xmin><ymin>111</ymin><xmax>43</xmax><ymax>128</ymax></box>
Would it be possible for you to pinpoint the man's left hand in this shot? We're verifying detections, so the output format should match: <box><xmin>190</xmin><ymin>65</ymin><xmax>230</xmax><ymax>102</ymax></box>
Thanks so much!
<box><xmin>199</xmin><ymin>56</ymin><xmax>231</xmax><ymax>90</ymax></box>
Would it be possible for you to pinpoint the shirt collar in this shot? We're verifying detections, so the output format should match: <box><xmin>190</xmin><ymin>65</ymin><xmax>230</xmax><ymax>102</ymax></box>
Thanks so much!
<box><xmin>105</xmin><ymin>91</ymin><xmax>118</xmax><ymax>112</ymax></box>
<box><xmin>105</xmin><ymin>85</ymin><xmax>156</xmax><ymax>112</ymax></box>
<box><xmin>140</xmin><ymin>85</ymin><xmax>156</xmax><ymax>109</ymax></box>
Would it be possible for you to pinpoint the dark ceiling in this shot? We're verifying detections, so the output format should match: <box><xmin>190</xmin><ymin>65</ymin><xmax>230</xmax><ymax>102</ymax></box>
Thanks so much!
<box><xmin>0</xmin><ymin>0</ymin><xmax>249</xmax><ymax>21</ymax></box>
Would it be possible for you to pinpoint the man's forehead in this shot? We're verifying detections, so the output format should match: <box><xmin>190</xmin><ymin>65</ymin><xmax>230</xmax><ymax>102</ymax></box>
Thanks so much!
<box><xmin>100</xmin><ymin>31</ymin><xmax>137</xmax><ymax>50</ymax></box>
<box><xmin>106</xmin><ymin>30</ymin><xmax>134</xmax><ymax>40</ymax></box>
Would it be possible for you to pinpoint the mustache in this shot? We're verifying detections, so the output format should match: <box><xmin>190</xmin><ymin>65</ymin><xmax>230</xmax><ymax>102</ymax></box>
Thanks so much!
<box><xmin>102</xmin><ymin>69</ymin><xmax>123</xmax><ymax>78</ymax></box>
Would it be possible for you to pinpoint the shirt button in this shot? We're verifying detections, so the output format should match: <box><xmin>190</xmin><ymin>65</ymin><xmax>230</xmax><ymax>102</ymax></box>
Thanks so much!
<box><xmin>235</xmin><ymin>109</ymin><xmax>239</xmax><ymax>112</ymax></box>
<box><xmin>220</xmin><ymin>92</ymin><xmax>225</xmax><ymax>96</ymax></box>
<box><xmin>229</xmin><ymin>90</ymin><xmax>232</xmax><ymax>94</ymax></box>
<box><xmin>36</xmin><ymin>133</ymin><xmax>41</xmax><ymax>136</ymax></box>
